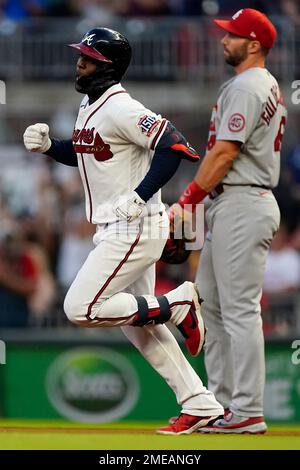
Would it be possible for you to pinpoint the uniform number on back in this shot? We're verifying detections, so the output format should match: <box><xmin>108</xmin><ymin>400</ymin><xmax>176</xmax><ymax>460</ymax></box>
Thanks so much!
<box><xmin>274</xmin><ymin>116</ymin><xmax>286</xmax><ymax>152</ymax></box>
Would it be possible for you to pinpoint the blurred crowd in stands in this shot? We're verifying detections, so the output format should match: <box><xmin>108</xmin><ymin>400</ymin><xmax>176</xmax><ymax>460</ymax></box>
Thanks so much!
<box><xmin>0</xmin><ymin>0</ymin><xmax>299</xmax><ymax>21</ymax></box>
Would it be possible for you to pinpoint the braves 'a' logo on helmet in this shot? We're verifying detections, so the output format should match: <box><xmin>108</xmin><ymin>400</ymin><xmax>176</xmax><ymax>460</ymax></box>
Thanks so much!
<box><xmin>82</xmin><ymin>33</ymin><xmax>96</xmax><ymax>46</ymax></box>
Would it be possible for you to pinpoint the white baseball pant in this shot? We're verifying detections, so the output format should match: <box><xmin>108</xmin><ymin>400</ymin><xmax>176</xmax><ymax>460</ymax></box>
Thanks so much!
<box><xmin>64</xmin><ymin>212</ymin><xmax>223</xmax><ymax>416</ymax></box>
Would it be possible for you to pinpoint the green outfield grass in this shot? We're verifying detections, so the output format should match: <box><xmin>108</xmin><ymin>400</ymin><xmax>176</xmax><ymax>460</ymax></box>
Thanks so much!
<box><xmin>0</xmin><ymin>420</ymin><xmax>299</xmax><ymax>450</ymax></box>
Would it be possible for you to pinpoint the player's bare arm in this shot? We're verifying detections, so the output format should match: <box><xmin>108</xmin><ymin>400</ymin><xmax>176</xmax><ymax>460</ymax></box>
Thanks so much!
<box><xmin>191</xmin><ymin>140</ymin><xmax>241</xmax><ymax>193</ymax></box>
<box><xmin>169</xmin><ymin>140</ymin><xmax>240</xmax><ymax>221</ymax></box>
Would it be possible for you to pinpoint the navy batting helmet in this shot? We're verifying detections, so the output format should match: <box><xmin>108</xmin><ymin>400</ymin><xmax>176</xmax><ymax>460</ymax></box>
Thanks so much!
<box><xmin>68</xmin><ymin>27</ymin><xmax>132</xmax><ymax>82</ymax></box>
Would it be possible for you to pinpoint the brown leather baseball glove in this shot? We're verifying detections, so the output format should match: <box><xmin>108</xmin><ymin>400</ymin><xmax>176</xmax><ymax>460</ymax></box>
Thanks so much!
<box><xmin>160</xmin><ymin>204</ymin><xmax>192</xmax><ymax>264</ymax></box>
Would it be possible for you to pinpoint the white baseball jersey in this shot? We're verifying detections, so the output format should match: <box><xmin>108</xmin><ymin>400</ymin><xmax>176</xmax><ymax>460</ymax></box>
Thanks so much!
<box><xmin>72</xmin><ymin>83</ymin><xmax>168</xmax><ymax>224</ymax></box>
<box><xmin>206</xmin><ymin>67</ymin><xmax>287</xmax><ymax>188</ymax></box>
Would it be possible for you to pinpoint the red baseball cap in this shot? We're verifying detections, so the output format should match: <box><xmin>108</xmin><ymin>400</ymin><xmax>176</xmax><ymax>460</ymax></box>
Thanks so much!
<box><xmin>214</xmin><ymin>8</ymin><xmax>277</xmax><ymax>49</ymax></box>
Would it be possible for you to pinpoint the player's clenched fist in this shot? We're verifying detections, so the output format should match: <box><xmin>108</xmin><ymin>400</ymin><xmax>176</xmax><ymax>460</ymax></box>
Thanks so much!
<box><xmin>23</xmin><ymin>123</ymin><xmax>51</xmax><ymax>153</ymax></box>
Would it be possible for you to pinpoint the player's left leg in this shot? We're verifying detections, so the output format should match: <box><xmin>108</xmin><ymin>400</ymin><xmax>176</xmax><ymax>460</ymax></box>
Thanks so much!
<box><xmin>196</xmin><ymin>235</ymin><xmax>233</xmax><ymax>410</ymax></box>
<box><xmin>121</xmin><ymin>264</ymin><xmax>224</xmax><ymax>434</ymax></box>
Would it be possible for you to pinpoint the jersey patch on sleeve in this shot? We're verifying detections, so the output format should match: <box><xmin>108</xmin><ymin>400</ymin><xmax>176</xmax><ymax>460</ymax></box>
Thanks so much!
<box><xmin>228</xmin><ymin>113</ymin><xmax>245</xmax><ymax>132</ymax></box>
<box><xmin>137</xmin><ymin>115</ymin><xmax>161</xmax><ymax>137</ymax></box>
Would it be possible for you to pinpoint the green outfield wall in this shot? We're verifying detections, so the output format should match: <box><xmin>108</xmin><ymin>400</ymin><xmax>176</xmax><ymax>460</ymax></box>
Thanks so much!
<box><xmin>0</xmin><ymin>340</ymin><xmax>299</xmax><ymax>422</ymax></box>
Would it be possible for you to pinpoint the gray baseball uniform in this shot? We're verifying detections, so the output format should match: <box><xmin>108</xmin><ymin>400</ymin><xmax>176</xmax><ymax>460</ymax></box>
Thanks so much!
<box><xmin>197</xmin><ymin>67</ymin><xmax>287</xmax><ymax>416</ymax></box>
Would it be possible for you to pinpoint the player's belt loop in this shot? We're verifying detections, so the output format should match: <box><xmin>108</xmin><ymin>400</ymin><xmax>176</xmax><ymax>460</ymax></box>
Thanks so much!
<box><xmin>209</xmin><ymin>183</ymin><xmax>224</xmax><ymax>200</ymax></box>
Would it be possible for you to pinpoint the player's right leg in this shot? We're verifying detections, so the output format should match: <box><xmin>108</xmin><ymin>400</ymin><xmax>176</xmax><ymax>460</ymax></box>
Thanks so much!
<box><xmin>122</xmin><ymin>265</ymin><xmax>224</xmax><ymax>435</ymax></box>
<box><xmin>122</xmin><ymin>325</ymin><xmax>224</xmax><ymax>434</ymax></box>
<box><xmin>163</xmin><ymin>236</ymin><xmax>232</xmax><ymax>433</ymax></box>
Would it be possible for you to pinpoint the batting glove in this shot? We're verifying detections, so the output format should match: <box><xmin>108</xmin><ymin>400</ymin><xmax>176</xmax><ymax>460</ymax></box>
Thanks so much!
<box><xmin>23</xmin><ymin>123</ymin><xmax>51</xmax><ymax>153</ymax></box>
<box><xmin>114</xmin><ymin>191</ymin><xmax>146</xmax><ymax>222</ymax></box>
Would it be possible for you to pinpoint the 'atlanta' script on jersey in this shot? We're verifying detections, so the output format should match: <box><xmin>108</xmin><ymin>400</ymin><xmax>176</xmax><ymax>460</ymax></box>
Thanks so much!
<box><xmin>72</xmin><ymin>127</ymin><xmax>113</xmax><ymax>161</ymax></box>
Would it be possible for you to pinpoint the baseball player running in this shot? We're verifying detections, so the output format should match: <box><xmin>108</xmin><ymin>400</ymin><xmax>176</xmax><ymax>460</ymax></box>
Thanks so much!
<box><xmin>170</xmin><ymin>9</ymin><xmax>287</xmax><ymax>433</ymax></box>
<box><xmin>23</xmin><ymin>28</ymin><xmax>223</xmax><ymax>434</ymax></box>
